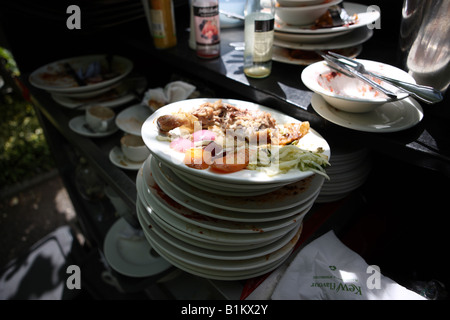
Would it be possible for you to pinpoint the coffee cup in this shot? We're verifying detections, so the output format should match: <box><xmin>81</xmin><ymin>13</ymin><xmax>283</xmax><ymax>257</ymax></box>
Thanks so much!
<box><xmin>120</xmin><ymin>134</ymin><xmax>150</xmax><ymax>162</ymax></box>
<box><xmin>85</xmin><ymin>105</ymin><xmax>115</xmax><ymax>133</ymax></box>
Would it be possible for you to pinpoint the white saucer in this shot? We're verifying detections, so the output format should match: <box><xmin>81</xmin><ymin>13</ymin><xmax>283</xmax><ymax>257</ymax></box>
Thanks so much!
<box><xmin>69</xmin><ymin>115</ymin><xmax>118</xmax><ymax>137</ymax></box>
<box><xmin>103</xmin><ymin>217</ymin><xmax>172</xmax><ymax>277</ymax></box>
<box><xmin>109</xmin><ymin>146</ymin><xmax>144</xmax><ymax>170</ymax></box>
<box><xmin>310</xmin><ymin>94</ymin><xmax>423</xmax><ymax>133</ymax></box>
<box><xmin>115</xmin><ymin>103</ymin><xmax>152</xmax><ymax>136</ymax></box>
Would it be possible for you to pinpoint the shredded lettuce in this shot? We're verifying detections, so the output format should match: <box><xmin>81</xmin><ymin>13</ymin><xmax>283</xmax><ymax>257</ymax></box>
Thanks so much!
<box><xmin>247</xmin><ymin>144</ymin><xmax>330</xmax><ymax>179</ymax></box>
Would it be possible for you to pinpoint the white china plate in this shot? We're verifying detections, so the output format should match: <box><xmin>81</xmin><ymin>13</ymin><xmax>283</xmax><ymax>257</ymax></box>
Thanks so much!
<box><xmin>275</xmin><ymin>2</ymin><xmax>380</xmax><ymax>34</ymax></box>
<box><xmin>138</xmin><ymin>206</ymin><xmax>294</xmax><ymax>280</ymax></box>
<box><xmin>52</xmin><ymin>91</ymin><xmax>136</xmax><ymax>109</ymax></box>
<box><xmin>141</xmin><ymin>168</ymin><xmax>302</xmax><ymax>245</ymax></box>
<box><xmin>69</xmin><ymin>115</ymin><xmax>118</xmax><ymax>137</ymax></box>
<box><xmin>29</xmin><ymin>54</ymin><xmax>133</xmax><ymax>94</ymax></box>
<box><xmin>103</xmin><ymin>217</ymin><xmax>172</xmax><ymax>277</ymax></box>
<box><xmin>274</xmin><ymin>27</ymin><xmax>372</xmax><ymax>50</ymax></box>
<box><xmin>272</xmin><ymin>45</ymin><xmax>361</xmax><ymax>66</ymax></box>
<box><xmin>138</xmin><ymin>199</ymin><xmax>303</xmax><ymax>261</ymax></box>
<box><xmin>172</xmin><ymin>170</ymin><xmax>282</xmax><ymax>196</ymax></box>
<box><xmin>274</xmin><ymin>29</ymin><xmax>351</xmax><ymax>44</ymax></box>
<box><xmin>116</xmin><ymin>103</ymin><xmax>153</xmax><ymax>136</ymax></box>
<box><xmin>141</xmin><ymin>98</ymin><xmax>330</xmax><ymax>184</ymax></box>
<box><xmin>310</xmin><ymin>94</ymin><xmax>424</xmax><ymax>133</ymax></box>
<box><xmin>139</xmin><ymin>156</ymin><xmax>317</xmax><ymax>223</ymax></box>
<box><xmin>151</xmin><ymin>155</ymin><xmax>323</xmax><ymax>213</ymax></box>
<box><xmin>137</xmin><ymin>184</ymin><xmax>283</xmax><ymax>252</ymax></box>
<box><xmin>169</xmin><ymin>163</ymin><xmax>288</xmax><ymax>191</ymax></box>
<box><xmin>148</xmin><ymin>159</ymin><xmax>307</xmax><ymax>233</ymax></box>
<box><xmin>277</xmin><ymin>0</ymin><xmax>329</xmax><ymax>7</ymax></box>
<box><xmin>109</xmin><ymin>146</ymin><xmax>144</xmax><ymax>170</ymax></box>
<box><xmin>137</xmin><ymin>202</ymin><xmax>301</xmax><ymax>272</ymax></box>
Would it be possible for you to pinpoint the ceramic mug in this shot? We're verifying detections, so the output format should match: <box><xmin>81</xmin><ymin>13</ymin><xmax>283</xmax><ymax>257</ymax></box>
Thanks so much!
<box><xmin>85</xmin><ymin>105</ymin><xmax>115</xmax><ymax>133</ymax></box>
<box><xmin>120</xmin><ymin>134</ymin><xmax>150</xmax><ymax>162</ymax></box>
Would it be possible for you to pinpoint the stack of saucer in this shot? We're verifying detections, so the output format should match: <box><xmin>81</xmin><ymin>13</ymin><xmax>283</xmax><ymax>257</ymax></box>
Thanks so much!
<box><xmin>316</xmin><ymin>144</ymin><xmax>371</xmax><ymax>203</ymax></box>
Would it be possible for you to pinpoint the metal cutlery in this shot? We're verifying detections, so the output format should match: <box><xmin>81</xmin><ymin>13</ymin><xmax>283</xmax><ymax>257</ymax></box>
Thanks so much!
<box><xmin>327</xmin><ymin>52</ymin><xmax>443</xmax><ymax>104</ymax></box>
<box><xmin>320</xmin><ymin>53</ymin><xmax>400</xmax><ymax>100</ymax></box>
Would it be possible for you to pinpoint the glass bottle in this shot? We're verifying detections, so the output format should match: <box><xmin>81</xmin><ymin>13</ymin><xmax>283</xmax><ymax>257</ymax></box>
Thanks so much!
<box><xmin>145</xmin><ymin>0</ymin><xmax>177</xmax><ymax>49</ymax></box>
<box><xmin>244</xmin><ymin>0</ymin><xmax>275</xmax><ymax>78</ymax></box>
<box><xmin>193</xmin><ymin>0</ymin><xmax>221</xmax><ymax>58</ymax></box>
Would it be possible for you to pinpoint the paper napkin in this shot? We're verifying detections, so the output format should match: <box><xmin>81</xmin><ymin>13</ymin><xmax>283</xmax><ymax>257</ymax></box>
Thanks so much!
<box><xmin>142</xmin><ymin>81</ymin><xmax>196</xmax><ymax>111</ymax></box>
<box><xmin>271</xmin><ymin>230</ymin><xmax>426</xmax><ymax>300</ymax></box>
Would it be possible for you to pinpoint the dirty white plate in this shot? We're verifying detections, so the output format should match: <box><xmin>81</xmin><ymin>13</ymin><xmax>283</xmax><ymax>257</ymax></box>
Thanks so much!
<box><xmin>141</xmin><ymin>98</ymin><xmax>330</xmax><ymax>185</ymax></box>
<box><xmin>116</xmin><ymin>103</ymin><xmax>152</xmax><ymax>136</ymax></box>
<box><xmin>69</xmin><ymin>115</ymin><xmax>118</xmax><ymax>137</ymax></box>
<box><xmin>29</xmin><ymin>54</ymin><xmax>133</xmax><ymax>94</ymax></box>
<box><xmin>103</xmin><ymin>217</ymin><xmax>172</xmax><ymax>277</ymax></box>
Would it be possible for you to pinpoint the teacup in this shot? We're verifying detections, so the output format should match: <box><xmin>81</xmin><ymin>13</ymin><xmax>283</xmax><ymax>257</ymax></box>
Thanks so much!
<box><xmin>120</xmin><ymin>134</ymin><xmax>150</xmax><ymax>162</ymax></box>
<box><xmin>85</xmin><ymin>105</ymin><xmax>115</xmax><ymax>133</ymax></box>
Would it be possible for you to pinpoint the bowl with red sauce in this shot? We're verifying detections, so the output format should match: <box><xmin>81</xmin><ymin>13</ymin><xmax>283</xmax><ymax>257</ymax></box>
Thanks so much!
<box><xmin>301</xmin><ymin>59</ymin><xmax>414</xmax><ymax>113</ymax></box>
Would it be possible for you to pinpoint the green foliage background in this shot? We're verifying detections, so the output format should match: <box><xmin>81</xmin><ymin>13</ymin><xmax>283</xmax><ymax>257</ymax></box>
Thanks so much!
<box><xmin>0</xmin><ymin>47</ymin><xmax>54</xmax><ymax>189</ymax></box>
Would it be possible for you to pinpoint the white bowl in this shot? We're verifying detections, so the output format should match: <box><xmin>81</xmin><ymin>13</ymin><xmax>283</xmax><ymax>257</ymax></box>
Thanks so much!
<box><xmin>277</xmin><ymin>0</ymin><xmax>327</xmax><ymax>7</ymax></box>
<box><xmin>301</xmin><ymin>59</ymin><xmax>414</xmax><ymax>113</ymax></box>
<box><xmin>275</xmin><ymin>0</ymin><xmax>341</xmax><ymax>26</ymax></box>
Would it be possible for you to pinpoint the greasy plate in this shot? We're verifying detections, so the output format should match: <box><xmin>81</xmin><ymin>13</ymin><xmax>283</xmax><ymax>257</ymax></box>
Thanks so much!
<box><xmin>151</xmin><ymin>155</ymin><xmax>324</xmax><ymax>213</ymax></box>
<box><xmin>275</xmin><ymin>2</ymin><xmax>380</xmax><ymax>34</ymax></box>
<box><xmin>138</xmin><ymin>156</ymin><xmax>317</xmax><ymax>223</ymax></box>
<box><xmin>29</xmin><ymin>54</ymin><xmax>133</xmax><ymax>93</ymax></box>
<box><xmin>141</xmin><ymin>98</ymin><xmax>330</xmax><ymax>184</ymax></box>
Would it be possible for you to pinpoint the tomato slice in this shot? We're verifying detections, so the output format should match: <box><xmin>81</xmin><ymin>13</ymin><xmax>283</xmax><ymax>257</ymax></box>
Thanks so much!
<box><xmin>211</xmin><ymin>149</ymin><xmax>249</xmax><ymax>173</ymax></box>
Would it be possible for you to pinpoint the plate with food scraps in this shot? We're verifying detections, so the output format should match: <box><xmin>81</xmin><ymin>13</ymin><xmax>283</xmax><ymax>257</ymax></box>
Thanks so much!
<box><xmin>139</xmin><ymin>156</ymin><xmax>316</xmax><ymax>223</ymax></box>
<box><xmin>151</xmin><ymin>154</ymin><xmax>324</xmax><ymax>213</ymax></box>
<box><xmin>141</xmin><ymin>98</ymin><xmax>330</xmax><ymax>185</ymax></box>
<box><xmin>137</xmin><ymin>198</ymin><xmax>302</xmax><ymax>259</ymax></box>
<box><xmin>29</xmin><ymin>54</ymin><xmax>133</xmax><ymax>94</ymax></box>
<box><xmin>137</xmin><ymin>205</ymin><xmax>298</xmax><ymax>280</ymax></box>
<box><xmin>274</xmin><ymin>2</ymin><xmax>380</xmax><ymax>35</ymax></box>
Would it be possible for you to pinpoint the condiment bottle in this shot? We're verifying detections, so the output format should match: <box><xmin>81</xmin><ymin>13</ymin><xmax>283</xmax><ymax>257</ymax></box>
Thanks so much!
<box><xmin>145</xmin><ymin>0</ymin><xmax>177</xmax><ymax>49</ymax></box>
<box><xmin>193</xmin><ymin>0</ymin><xmax>221</xmax><ymax>58</ymax></box>
<box><xmin>243</xmin><ymin>0</ymin><xmax>275</xmax><ymax>78</ymax></box>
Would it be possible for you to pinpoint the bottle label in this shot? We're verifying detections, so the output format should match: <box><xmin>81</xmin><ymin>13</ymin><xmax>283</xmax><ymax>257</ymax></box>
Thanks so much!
<box><xmin>253</xmin><ymin>18</ymin><xmax>274</xmax><ymax>62</ymax></box>
<box><xmin>254</xmin><ymin>19</ymin><xmax>274</xmax><ymax>33</ymax></box>
<box><xmin>193</xmin><ymin>5</ymin><xmax>220</xmax><ymax>45</ymax></box>
<box><xmin>150</xmin><ymin>9</ymin><xmax>166</xmax><ymax>38</ymax></box>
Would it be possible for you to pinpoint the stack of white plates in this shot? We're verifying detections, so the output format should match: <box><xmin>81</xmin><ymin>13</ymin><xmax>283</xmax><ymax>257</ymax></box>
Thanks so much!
<box><xmin>135</xmin><ymin>155</ymin><xmax>323</xmax><ymax>280</ymax></box>
<box><xmin>272</xmin><ymin>2</ymin><xmax>380</xmax><ymax>65</ymax></box>
<box><xmin>135</xmin><ymin>98</ymin><xmax>331</xmax><ymax>280</ymax></box>
<box><xmin>316</xmin><ymin>143</ymin><xmax>371</xmax><ymax>203</ymax></box>
<box><xmin>29</xmin><ymin>54</ymin><xmax>135</xmax><ymax>109</ymax></box>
